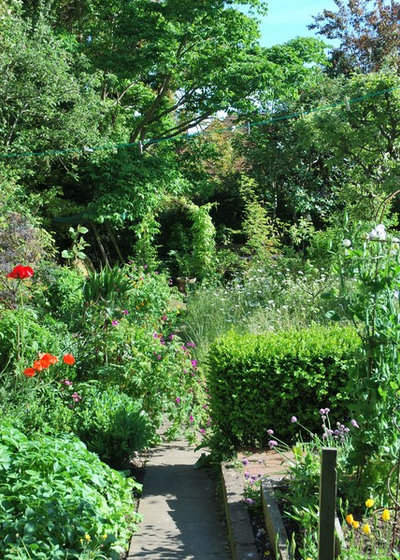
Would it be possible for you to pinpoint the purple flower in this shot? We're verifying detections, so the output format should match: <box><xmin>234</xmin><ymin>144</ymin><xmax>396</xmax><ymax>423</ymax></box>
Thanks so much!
<box><xmin>351</xmin><ymin>419</ymin><xmax>359</xmax><ymax>428</ymax></box>
<box><xmin>153</xmin><ymin>332</ymin><xmax>159</xmax><ymax>338</ymax></box>
<box><xmin>176</xmin><ymin>397</ymin><xmax>181</xmax><ymax>404</ymax></box>
<box><xmin>291</xmin><ymin>416</ymin><xmax>297</xmax><ymax>423</ymax></box>
<box><xmin>242</xmin><ymin>458</ymin><xmax>249</xmax><ymax>466</ymax></box>
<box><xmin>189</xmin><ymin>415</ymin><xmax>194</xmax><ymax>423</ymax></box>
<box><xmin>319</xmin><ymin>408</ymin><xmax>330</xmax><ymax>415</ymax></box>
<box><xmin>161</xmin><ymin>315</ymin><xmax>167</xmax><ymax>321</ymax></box>
<box><xmin>244</xmin><ymin>472</ymin><xmax>250</xmax><ymax>479</ymax></box>
<box><xmin>71</xmin><ymin>392</ymin><xmax>82</xmax><ymax>402</ymax></box>
<box><xmin>169</xmin><ymin>334</ymin><xmax>174</xmax><ymax>340</ymax></box>
<box><xmin>200</xmin><ymin>428</ymin><xmax>205</xmax><ymax>434</ymax></box>
<box><xmin>191</xmin><ymin>359</ymin><xmax>198</xmax><ymax>368</ymax></box>
<box><xmin>111</xmin><ymin>320</ymin><xmax>119</xmax><ymax>326</ymax></box>
<box><xmin>157</xmin><ymin>355</ymin><xmax>162</xmax><ymax>360</ymax></box>
<box><xmin>245</xmin><ymin>498</ymin><xmax>254</xmax><ymax>505</ymax></box>
<box><xmin>267</xmin><ymin>429</ymin><xmax>274</xmax><ymax>436</ymax></box>
<box><xmin>122</xmin><ymin>309</ymin><xmax>129</xmax><ymax>315</ymax></box>
<box><xmin>268</xmin><ymin>440</ymin><xmax>278</xmax><ymax>449</ymax></box>
<box><xmin>60</xmin><ymin>379</ymin><xmax>73</xmax><ymax>386</ymax></box>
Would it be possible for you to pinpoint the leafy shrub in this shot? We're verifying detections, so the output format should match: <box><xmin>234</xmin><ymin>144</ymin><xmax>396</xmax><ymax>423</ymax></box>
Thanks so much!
<box><xmin>0</xmin><ymin>423</ymin><xmax>140</xmax><ymax>560</ymax></box>
<box><xmin>37</xmin><ymin>265</ymin><xmax>84</xmax><ymax>325</ymax></box>
<box><xmin>76</xmin><ymin>311</ymin><xmax>209</xmax><ymax>440</ymax></box>
<box><xmin>207</xmin><ymin>325</ymin><xmax>360</xmax><ymax>452</ymax></box>
<box><xmin>73</xmin><ymin>385</ymin><xmax>153</xmax><ymax>468</ymax></box>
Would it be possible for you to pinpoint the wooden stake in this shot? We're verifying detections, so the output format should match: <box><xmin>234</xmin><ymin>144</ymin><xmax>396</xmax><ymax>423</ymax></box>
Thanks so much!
<box><xmin>318</xmin><ymin>448</ymin><xmax>337</xmax><ymax>560</ymax></box>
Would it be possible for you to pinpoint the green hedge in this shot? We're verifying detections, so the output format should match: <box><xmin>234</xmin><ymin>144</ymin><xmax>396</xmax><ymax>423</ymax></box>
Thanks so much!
<box><xmin>207</xmin><ymin>325</ymin><xmax>360</xmax><ymax>450</ymax></box>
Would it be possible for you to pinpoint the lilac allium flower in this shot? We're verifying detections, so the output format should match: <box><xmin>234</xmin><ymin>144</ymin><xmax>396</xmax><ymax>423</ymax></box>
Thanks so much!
<box><xmin>351</xmin><ymin>419</ymin><xmax>359</xmax><ymax>428</ymax></box>
<box><xmin>153</xmin><ymin>332</ymin><xmax>159</xmax><ymax>338</ymax></box>
<box><xmin>111</xmin><ymin>320</ymin><xmax>119</xmax><ymax>326</ymax></box>
<box><xmin>169</xmin><ymin>334</ymin><xmax>174</xmax><ymax>340</ymax></box>
<box><xmin>244</xmin><ymin>472</ymin><xmax>250</xmax><ymax>479</ymax></box>
<box><xmin>291</xmin><ymin>416</ymin><xmax>297</xmax><ymax>423</ymax></box>
<box><xmin>122</xmin><ymin>309</ymin><xmax>129</xmax><ymax>315</ymax></box>
<box><xmin>268</xmin><ymin>440</ymin><xmax>278</xmax><ymax>449</ymax></box>
<box><xmin>245</xmin><ymin>498</ymin><xmax>254</xmax><ymax>505</ymax></box>
<box><xmin>176</xmin><ymin>397</ymin><xmax>181</xmax><ymax>404</ymax></box>
<box><xmin>242</xmin><ymin>458</ymin><xmax>249</xmax><ymax>466</ymax></box>
<box><xmin>267</xmin><ymin>429</ymin><xmax>274</xmax><ymax>436</ymax></box>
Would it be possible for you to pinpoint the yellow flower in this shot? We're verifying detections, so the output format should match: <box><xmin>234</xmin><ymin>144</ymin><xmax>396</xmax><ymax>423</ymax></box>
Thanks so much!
<box><xmin>352</xmin><ymin>520</ymin><xmax>360</xmax><ymax>529</ymax></box>
<box><xmin>365</xmin><ymin>498</ymin><xmax>375</xmax><ymax>508</ymax></box>
<box><xmin>346</xmin><ymin>513</ymin><xmax>354</xmax><ymax>525</ymax></box>
<box><xmin>363</xmin><ymin>524</ymin><xmax>371</xmax><ymax>535</ymax></box>
<box><xmin>84</xmin><ymin>533</ymin><xmax>91</xmax><ymax>542</ymax></box>
<box><xmin>102</xmin><ymin>533</ymin><xmax>108</xmax><ymax>540</ymax></box>
<box><xmin>382</xmin><ymin>509</ymin><xmax>390</xmax><ymax>522</ymax></box>
<box><xmin>79</xmin><ymin>539</ymin><xmax>83</xmax><ymax>545</ymax></box>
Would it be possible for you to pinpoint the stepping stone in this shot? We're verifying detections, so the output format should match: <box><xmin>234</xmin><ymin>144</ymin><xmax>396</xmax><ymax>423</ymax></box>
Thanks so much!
<box><xmin>128</xmin><ymin>441</ymin><xmax>231</xmax><ymax>559</ymax></box>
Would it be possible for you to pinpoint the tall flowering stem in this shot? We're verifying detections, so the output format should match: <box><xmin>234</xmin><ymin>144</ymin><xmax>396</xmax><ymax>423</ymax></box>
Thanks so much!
<box><xmin>337</xmin><ymin>215</ymin><xmax>400</xmax><ymax>499</ymax></box>
<box><xmin>6</xmin><ymin>265</ymin><xmax>34</xmax><ymax>371</ymax></box>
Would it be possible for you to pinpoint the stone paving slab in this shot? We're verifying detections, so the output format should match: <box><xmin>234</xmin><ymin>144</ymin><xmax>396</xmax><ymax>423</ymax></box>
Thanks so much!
<box><xmin>128</xmin><ymin>441</ymin><xmax>231</xmax><ymax>560</ymax></box>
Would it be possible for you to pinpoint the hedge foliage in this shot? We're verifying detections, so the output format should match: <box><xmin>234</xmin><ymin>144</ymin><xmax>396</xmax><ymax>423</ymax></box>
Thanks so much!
<box><xmin>207</xmin><ymin>325</ymin><xmax>360</xmax><ymax>450</ymax></box>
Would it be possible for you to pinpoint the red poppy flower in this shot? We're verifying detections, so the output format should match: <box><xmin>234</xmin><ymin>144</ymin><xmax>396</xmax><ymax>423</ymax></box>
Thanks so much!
<box><xmin>39</xmin><ymin>353</ymin><xmax>58</xmax><ymax>367</ymax></box>
<box><xmin>7</xmin><ymin>265</ymin><xmax>34</xmax><ymax>279</ymax></box>
<box><xmin>63</xmin><ymin>353</ymin><xmax>75</xmax><ymax>365</ymax></box>
<box><xmin>24</xmin><ymin>368</ymin><xmax>36</xmax><ymax>378</ymax></box>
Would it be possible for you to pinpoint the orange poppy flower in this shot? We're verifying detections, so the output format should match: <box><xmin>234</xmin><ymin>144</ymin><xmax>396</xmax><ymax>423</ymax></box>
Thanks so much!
<box><xmin>24</xmin><ymin>368</ymin><xmax>36</xmax><ymax>377</ymax></box>
<box><xmin>39</xmin><ymin>353</ymin><xmax>58</xmax><ymax>367</ymax></box>
<box><xmin>33</xmin><ymin>360</ymin><xmax>45</xmax><ymax>371</ymax></box>
<box><xmin>63</xmin><ymin>354</ymin><xmax>75</xmax><ymax>365</ymax></box>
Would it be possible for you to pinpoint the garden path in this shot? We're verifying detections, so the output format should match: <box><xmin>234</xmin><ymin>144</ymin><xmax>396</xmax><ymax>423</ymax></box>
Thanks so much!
<box><xmin>127</xmin><ymin>440</ymin><xmax>231</xmax><ymax>560</ymax></box>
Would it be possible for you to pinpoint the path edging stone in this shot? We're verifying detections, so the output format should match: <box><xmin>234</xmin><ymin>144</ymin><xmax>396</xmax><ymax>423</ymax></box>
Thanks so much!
<box><xmin>221</xmin><ymin>462</ymin><xmax>259</xmax><ymax>560</ymax></box>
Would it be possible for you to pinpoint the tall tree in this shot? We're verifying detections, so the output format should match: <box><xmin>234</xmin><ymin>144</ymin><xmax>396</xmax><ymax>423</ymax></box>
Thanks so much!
<box><xmin>310</xmin><ymin>0</ymin><xmax>400</xmax><ymax>75</ymax></box>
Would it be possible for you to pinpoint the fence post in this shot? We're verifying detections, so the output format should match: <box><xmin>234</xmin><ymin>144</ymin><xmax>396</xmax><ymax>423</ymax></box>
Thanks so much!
<box><xmin>318</xmin><ymin>447</ymin><xmax>337</xmax><ymax>560</ymax></box>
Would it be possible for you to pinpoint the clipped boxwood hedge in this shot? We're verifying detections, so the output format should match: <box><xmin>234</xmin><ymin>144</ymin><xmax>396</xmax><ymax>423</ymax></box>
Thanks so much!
<box><xmin>207</xmin><ymin>325</ymin><xmax>360</xmax><ymax>450</ymax></box>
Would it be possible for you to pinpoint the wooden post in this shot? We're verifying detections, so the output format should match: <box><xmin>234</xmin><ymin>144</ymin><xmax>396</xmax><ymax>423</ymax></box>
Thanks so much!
<box><xmin>318</xmin><ymin>447</ymin><xmax>337</xmax><ymax>560</ymax></box>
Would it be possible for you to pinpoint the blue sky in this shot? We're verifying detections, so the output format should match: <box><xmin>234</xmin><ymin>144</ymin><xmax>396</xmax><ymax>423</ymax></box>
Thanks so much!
<box><xmin>256</xmin><ymin>0</ymin><xmax>339</xmax><ymax>46</ymax></box>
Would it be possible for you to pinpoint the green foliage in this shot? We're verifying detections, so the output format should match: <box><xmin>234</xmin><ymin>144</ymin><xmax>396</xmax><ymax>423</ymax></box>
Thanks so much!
<box><xmin>0</xmin><ymin>308</ymin><xmax>74</xmax><ymax>373</ymax></box>
<box><xmin>207</xmin><ymin>325</ymin><xmax>360</xmax><ymax>452</ymax></box>
<box><xmin>334</xmin><ymin>221</ymin><xmax>400</xmax><ymax>500</ymax></box>
<box><xmin>37</xmin><ymin>265</ymin><xmax>84</xmax><ymax>324</ymax></box>
<box><xmin>189</xmin><ymin>203</ymin><xmax>217</xmax><ymax>281</ymax></box>
<box><xmin>72</xmin><ymin>385</ymin><xmax>152</xmax><ymax>469</ymax></box>
<box><xmin>61</xmin><ymin>225</ymin><xmax>90</xmax><ymax>263</ymax></box>
<box><xmin>83</xmin><ymin>265</ymin><xmax>133</xmax><ymax>305</ymax></box>
<box><xmin>0</xmin><ymin>423</ymin><xmax>140</xmax><ymax>560</ymax></box>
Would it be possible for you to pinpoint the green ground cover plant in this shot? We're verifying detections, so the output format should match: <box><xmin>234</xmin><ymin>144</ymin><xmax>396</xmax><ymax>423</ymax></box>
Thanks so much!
<box><xmin>0</xmin><ymin>423</ymin><xmax>141</xmax><ymax>560</ymax></box>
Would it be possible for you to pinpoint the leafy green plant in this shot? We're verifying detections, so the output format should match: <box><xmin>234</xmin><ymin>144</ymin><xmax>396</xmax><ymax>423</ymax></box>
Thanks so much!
<box><xmin>72</xmin><ymin>385</ymin><xmax>153</xmax><ymax>468</ymax></box>
<box><xmin>0</xmin><ymin>423</ymin><xmax>141</xmax><ymax>560</ymax></box>
<box><xmin>333</xmin><ymin>220</ymin><xmax>400</xmax><ymax>500</ymax></box>
<box><xmin>61</xmin><ymin>225</ymin><xmax>90</xmax><ymax>263</ymax></box>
